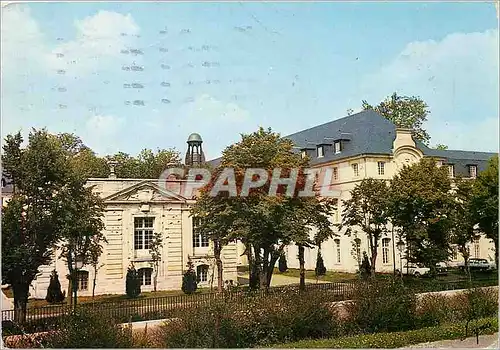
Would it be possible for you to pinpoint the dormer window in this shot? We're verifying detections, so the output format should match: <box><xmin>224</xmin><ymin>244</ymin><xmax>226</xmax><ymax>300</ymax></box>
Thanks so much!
<box><xmin>317</xmin><ymin>146</ymin><xmax>324</xmax><ymax>158</ymax></box>
<box><xmin>301</xmin><ymin>150</ymin><xmax>307</xmax><ymax>159</ymax></box>
<box><xmin>468</xmin><ymin>165</ymin><xmax>477</xmax><ymax>178</ymax></box>
<box><xmin>334</xmin><ymin>141</ymin><xmax>342</xmax><ymax>154</ymax></box>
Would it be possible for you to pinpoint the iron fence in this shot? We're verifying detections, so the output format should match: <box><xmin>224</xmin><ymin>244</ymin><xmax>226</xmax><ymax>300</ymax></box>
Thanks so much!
<box><xmin>1</xmin><ymin>277</ymin><xmax>497</xmax><ymax>334</ymax></box>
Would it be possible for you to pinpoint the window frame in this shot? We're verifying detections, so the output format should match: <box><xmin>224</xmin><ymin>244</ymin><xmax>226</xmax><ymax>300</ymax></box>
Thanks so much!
<box><xmin>333</xmin><ymin>167</ymin><xmax>339</xmax><ymax>181</ymax></box>
<box><xmin>334</xmin><ymin>141</ymin><xmax>341</xmax><ymax>154</ymax></box>
<box><xmin>193</xmin><ymin>217</ymin><xmax>209</xmax><ymax>248</ymax></box>
<box><xmin>317</xmin><ymin>146</ymin><xmax>324</xmax><ymax>158</ymax></box>
<box><xmin>76</xmin><ymin>271</ymin><xmax>89</xmax><ymax>291</ymax></box>
<box><xmin>196</xmin><ymin>264</ymin><xmax>209</xmax><ymax>283</ymax></box>
<box><xmin>448</xmin><ymin>164</ymin><xmax>454</xmax><ymax>178</ymax></box>
<box><xmin>469</xmin><ymin>165</ymin><xmax>477</xmax><ymax>178</ymax></box>
<box><xmin>134</xmin><ymin>217</ymin><xmax>154</xmax><ymax>251</ymax></box>
<box><xmin>382</xmin><ymin>238</ymin><xmax>390</xmax><ymax>264</ymax></box>
<box><xmin>377</xmin><ymin>161</ymin><xmax>385</xmax><ymax>176</ymax></box>
<box><xmin>334</xmin><ymin>239</ymin><xmax>341</xmax><ymax>264</ymax></box>
<box><xmin>138</xmin><ymin>267</ymin><xmax>153</xmax><ymax>286</ymax></box>
<box><xmin>352</xmin><ymin>163</ymin><xmax>359</xmax><ymax>177</ymax></box>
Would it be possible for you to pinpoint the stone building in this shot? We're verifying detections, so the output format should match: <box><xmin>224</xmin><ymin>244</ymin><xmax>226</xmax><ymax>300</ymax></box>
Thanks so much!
<box><xmin>211</xmin><ymin>110</ymin><xmax>497</xmax><ymax>273</ymax></box>
<box><xmin>26</xmin><ymin>133</ymin><xmax>238</xmax><ymax>299</ymax></box>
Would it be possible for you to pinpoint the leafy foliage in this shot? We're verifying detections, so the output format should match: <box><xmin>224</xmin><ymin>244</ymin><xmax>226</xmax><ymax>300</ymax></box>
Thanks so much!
<box><xmin>45</xmin><ymin>270</ymin><xmax>65</xmax><ymax>303</ymax></box>
<box><xmin>107</xmin><ymin>148</ymin><xmax>181</xmax><ymax>178</ymax></box>
<box><xmin>339</xmin><ymin>178</ymin><xmax>391</xmax><ymax>276</ymax></box>
<box><xmin>471</xmin><ymin>155</ymin><xmax>498</xmax><ymax>264</ymax></box>
<box><xmin>126</xmin><ymin>265</ymin><xmax>141</xmax><ymax>298</ymax></box>
<box><xmin>362</xmin><ymin>92</ymin><xmax>431</xmax><ymax>144</ymax></box>
<box><xmin>389</xmin><ymin>159</ymin><xmax>453</xmax><ymax>271</ymax></box>
<box><xmin>182</xmin><ymin>259</ymin><xmax>198</xmax><ymax>295</ymax></box>
<box><xmin>148</xmin><ymin>232</ymin><xmax>164</xmax><ymax>292</ymax></box>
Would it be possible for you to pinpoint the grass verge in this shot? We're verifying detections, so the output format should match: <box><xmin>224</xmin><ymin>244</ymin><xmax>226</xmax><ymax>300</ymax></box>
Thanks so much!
<box><xmin>273</xmin><ymin>317</ymin><xmax>498</xmax><ymax>348</ymax></box>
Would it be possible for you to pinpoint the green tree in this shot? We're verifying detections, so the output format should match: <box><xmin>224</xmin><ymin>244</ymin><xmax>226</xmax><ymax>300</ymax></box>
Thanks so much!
<box><xmin>362</xmin><ymin>92</ymin><xmax>431</xmax><ymax>145</ymax></box>
<box><xmin>182</xmin><ymin>259</ymin><xmax>198</xmax><ymax>295</ymax></box>
<box><xmin>125</xmin><ymin>264</ymin><xmax>141</xmax><ymax>298</ymax></box>
<box><xmin>197</xmin><ymin>128</ymin><xmax>335</xmax><ymax>291</ymax></box>
<box><xmin>389</xmin><ymin>159</ymin><xmax>453</xmax><ymax>273</ymax></box>
<box><xmin>108</xmin><ymin>148</ymin><xmax>181</xmax><ymax>178</ymax></box>
<box><xmin>471</xmin><ymin>155</ymin><xmax>499</xmax><ymax>265</ymax></box>
<box><xmin>339</xmin><ymin>178</ymin><xmax>391</xmax><ymax>277</ymax></box>
<box><xmin>45</xmin><ymin>270</ymin><xmax>65</xmax><ymax>303</ymax></box>
<box><xmin>435</xmin><ymin>144</ymin><xmax>448</xmax><ymax>150</ymax></box>
<box><xmin>88</xmin><ymin>236</ymin><xmax>105</xmax><ymax>301</ymax></box>
<box><xmin>149</xmin><ymin>232</ymin><xmax>164</xmax><ymax>292</ymax></box>
<box><xmin>1</xmin><ymin>130</ymin><xmax>74</xmax><ymax>322</ymax></box>
<box><xmin>450</xmin><ymin>177</ymin><xmax>477</xmax><ymax>278</ymax></box>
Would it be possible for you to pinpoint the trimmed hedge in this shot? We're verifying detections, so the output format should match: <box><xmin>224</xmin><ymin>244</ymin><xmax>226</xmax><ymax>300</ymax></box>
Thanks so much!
<box><xmin>274</xmin><ymin>317</ymin><xmax>498</xmax><ymax>348</ymax></box>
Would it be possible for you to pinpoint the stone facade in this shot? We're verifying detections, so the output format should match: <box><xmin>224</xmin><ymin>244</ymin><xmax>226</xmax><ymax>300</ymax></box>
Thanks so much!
<box><xmin>28</xmin><ymin>178</ymin><xmax>238</xmax><ymax>299</ymax></box>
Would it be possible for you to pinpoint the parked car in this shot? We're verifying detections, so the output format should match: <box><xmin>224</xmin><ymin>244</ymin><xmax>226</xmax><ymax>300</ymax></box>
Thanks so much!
<box><xmin>436</xmin><ymin>262</ymin><xmax>448</xmax><ymax>275</ymax></box>
<box><xmin>395</xmin><ymin>263</ymin><xmax>430</xmax><ymax>277</ymax></box>
<box><xmin>458</xmin><ymin>258</ymin><xmax>495</xmax><ymax>271</ymax></box>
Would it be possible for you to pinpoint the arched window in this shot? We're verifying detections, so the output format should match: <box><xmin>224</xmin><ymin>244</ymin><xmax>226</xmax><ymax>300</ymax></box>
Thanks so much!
<box><xmin>334</xmin><ymin>239</ymin><xmax>341</xmax><ymax>264</ymax></box>
<box><xmin>196</xmin><ymin>264</ymin><xmax>209</xmax><ymax>283</ymax></box>
<box><xmin>77</xmin><ymin>271</ymin><xmax>89</xmax><ymax>291</ymax></box>
<box><xmin>138</xmin><ymin>268</ymin><xmax>152</xmax><ymax>286</ymax></box>
<box><xmin>382</xmin><ymin>238</ymin><xmax>391</xmax><ymax>264</ymax></box>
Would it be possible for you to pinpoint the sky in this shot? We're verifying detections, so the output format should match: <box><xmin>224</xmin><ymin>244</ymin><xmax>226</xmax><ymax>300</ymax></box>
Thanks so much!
<box><xmin>1</xmin><ymin>1</ymin><xmax>499</xmax><ymax>160</ymax></box>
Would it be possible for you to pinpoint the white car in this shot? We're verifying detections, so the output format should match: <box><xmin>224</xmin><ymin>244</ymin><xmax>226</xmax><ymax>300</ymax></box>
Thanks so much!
<box><xmin>458</xmin><ymin>258</ymin><xmax>495</xmax><ymax>271</ymax></box>
<box><xmin>395</xmin><ymin>263</ymin><xmax>430</xmax><ymax>277</ymax></box>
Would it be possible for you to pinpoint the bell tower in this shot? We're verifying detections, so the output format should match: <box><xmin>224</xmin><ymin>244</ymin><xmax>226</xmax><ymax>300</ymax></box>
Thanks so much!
<box><xmin>185</xmin><ymin>133</ymin><xmax>205</xmax><ymax>166</ymax></box>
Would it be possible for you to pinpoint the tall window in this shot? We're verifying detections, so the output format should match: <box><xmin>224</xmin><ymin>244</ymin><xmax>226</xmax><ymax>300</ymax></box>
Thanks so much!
<box><xmin>138</xmin><ymin>268</ymin><xmax>152</xmax><ymax>286</ymax></box>
<box><xmin>333</xmin><ymin>167</ymin><xmax>339</xmax><ymax>181</ymax></box>
<box><xmin>354</xmin><ymin>238</ymin><xmax>361</xmax><ymax>266</ymax></box>
<box><xmin>197</xmin><ymin>264</ymin><xmax>209</xmax><ymax>282</ymax></box>
<box><xmin>77</xmin><ymin>271</ymin><xmax>89</xmax><ymax>291</ymax></box>
<box><xmin>451</xmin><ymin>246</ymin><xmax>458</xmax><ymax>260</ymax></box>
<box><xmin>377</xmin><ymin>162</ymin><xmax>385</xmax><ymax>175</ymax></box>
<box><xmin>382</xmin><ymin>238</ymin><xmax>390</xmax><ymax>264</ymax></box>
<box><xmin>448</xmin><ymin>165</ymin><xmax>454</xmax><ymax>178</ymax></box>
<box><xmin>334</xmin><ymin>141</ymin><xmax>341</xmax><ymax>154</ymax></box>
<box><xmin>317</xmin><ymin>146</ymin><xmax>324</xmax><ymax>158</ymax></box>
<box><xmin>352</xmin><ymin>163</ymin><xmax>359</xmax><ymax>177</ymax></box>
<box><xmin>193</xmin><ymin>217</ymin><xmax>209</xmax><ymax>248</ymax></box>
<box><xmin>134</xmin><ymin>217</ymin><xmax>154</xmax><ymax>250</ymax></box>
<box><xmin>474</xmin><ymin>237</ymin><xmax>480</xmax><ymax>258</ymax></box>
<box><xmin>469</xmin><ymin>165</ymin><xmax>477</xmax><ymax>178</ymax></box>
<box><xmin>334</xmin><ymin>239</ymin><xmax>341</xmax><ymax>263</ymax></box>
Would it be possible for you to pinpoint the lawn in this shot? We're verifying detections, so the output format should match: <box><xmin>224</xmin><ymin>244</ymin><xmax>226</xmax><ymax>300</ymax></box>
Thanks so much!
<box><xmin>272</xmin><ymin>317</ymin><xmax>498</xmax><ymax>348</ymax></box>
<box><xmin>2</xmin><ymin>287</ymin><xmax>213</xmax><ymax>308</ymax></box>
<box><xmin>273</xmin><ymin>268</ymin><xmax>358</xmax><ymax>282</ymax></box>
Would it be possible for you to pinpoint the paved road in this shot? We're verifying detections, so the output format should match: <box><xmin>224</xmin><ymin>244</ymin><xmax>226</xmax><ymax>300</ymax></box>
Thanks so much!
<box><xmin>401</xmin><ymin>333</ymin><xmax>499</xmax><ymax>349</ymax></box>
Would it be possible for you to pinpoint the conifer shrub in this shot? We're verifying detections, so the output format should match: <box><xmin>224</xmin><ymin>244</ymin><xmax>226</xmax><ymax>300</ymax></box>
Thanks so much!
<box><xmin>182</xmin><ymin>259</ymin><xmax>198</xmax><ymax>295</ymax></box>
<box><xmin>315</xmin><ymin>252</ymin><xmax>327</xmax><ymax>276</ymax></box>
<box><xmin>278</xmin><ymin>253</ymin><xmax>288</xmax><ymax>273</ymax></box>
<box><xmin>45</xmin><ymin>270</ymin><xmax>65</xmax><ymax>303</ymax></box>
<box><xmin>125</xmin><ymin>265</ymin><xmax>141</xmax><ymax>298</ymax></box>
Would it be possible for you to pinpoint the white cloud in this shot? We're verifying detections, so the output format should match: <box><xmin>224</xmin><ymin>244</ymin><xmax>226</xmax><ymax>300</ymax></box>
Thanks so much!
<box><xmin>84</xmin><ymin>114</ymin><xmax>125</xmax><ymax>154</ymax></box>
<box><xmin>1</xmin><ymin>5</ymin><xmax>140</xmax><ymax>77</ymax></box>
<box><xmin>192</xmin><ymin>94</ymin><xmax>250</xmax><ymax>122</ymax></box>
<box><xmin>359</xmin><ymin>29</ymin><xmax>499</xmax><ymax>151</ymax></box>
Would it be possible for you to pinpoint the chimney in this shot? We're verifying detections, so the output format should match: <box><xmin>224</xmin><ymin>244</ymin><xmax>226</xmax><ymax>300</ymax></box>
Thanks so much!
<box><xmin>393</xmin><ymin>128</ymin><xmax>416</xmax><ymax>152</ymax></box>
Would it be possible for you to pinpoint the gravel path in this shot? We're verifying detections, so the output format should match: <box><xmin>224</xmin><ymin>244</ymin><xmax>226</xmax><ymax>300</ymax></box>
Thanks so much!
<box><xmin>401</xmin><ymin>333</ymin><xmax>499</xmax><ymax>349</ymax></box>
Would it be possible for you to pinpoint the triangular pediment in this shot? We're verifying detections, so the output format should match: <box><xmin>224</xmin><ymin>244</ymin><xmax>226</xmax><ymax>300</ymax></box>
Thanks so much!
<box><xmin>103</xmin><ymin>180</ymin><xmax>187</xmax><ymax>203</ymax></box>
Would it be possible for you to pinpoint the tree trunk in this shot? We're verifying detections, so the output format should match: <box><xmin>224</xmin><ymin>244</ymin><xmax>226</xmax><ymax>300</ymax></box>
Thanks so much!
<box><xmin>92</xmin><ymin>267</ymin><xmax>97</xmax><ymax>301</ymax></box>
<box><xmin>369</xmin><ymin>236</ymin><xmax>378</xmax><ymax>278</ymax></box>
<box><xmin>12</xmin><ymin>281</ymin><xmax>29</xmax><ymax>324</ymax></box>
<box><xmin>214</xmin><ymin>241</ymin><xmax>224</xmax><ymax>293</ymax></box>
<box><xmin>247</xmin><ymin>245</ymin><xmax>259</xmax><ymax>290</ymax></box>
<box><xmin>266</xmin><ymin>250</ymin><xmax>281</xmax><ymax>288</ymax></box>
<box><xmin>298</xmin><ymin>245</ymin><xmax>305</xmax><ymax>291</ymax></box>
<box><xmin>153</xmin><ymin>263</ymin><xmax>158</xmax><ymax>292</ymax></box>
<box><xmin>67</xmin><ymin>274</ymin><xmax>73</xmax><ymax>307</ymax></box>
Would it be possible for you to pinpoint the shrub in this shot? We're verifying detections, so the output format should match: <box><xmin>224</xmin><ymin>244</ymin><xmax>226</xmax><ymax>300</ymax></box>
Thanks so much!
<box><xmin>125</xmin><ymin>265</ymin><xmax>141</xmax><ymax>298</ymax></box>
<box><xmin>345</xmin><ymin>279</ymin><xmax>418</xmax><ymax>333</ymax></box>
<box><xmin>45</xmin><ymin>270</ymin><xmax>65</xmax><ymax>303</ymax></box>
<box><xmin>278</xmin><ymin>253</ymin><xmax>288</xmax><ymax>273</ymax></box>
<box><xmin>154</xmin><ymin>289</ymin><xmax>340</xmax><ymax>348</ymax></box>
<box><xmin>315</xmin><ymin>252</ymin><xmax>327</xmax><ymax>276</ymax></box>
<box><xmin>182</xmin><ymin>259</ymin><xmax>198</xmax><ymax>295</ymax></box>
<box><xmin>40</xmin><ymin>309</ymin><xmax>134</xmax><ymax>348</ymax></box>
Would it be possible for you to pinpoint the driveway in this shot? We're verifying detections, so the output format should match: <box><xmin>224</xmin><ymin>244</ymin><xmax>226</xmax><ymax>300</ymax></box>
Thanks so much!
<box><xmin>401</xmin><ymin>333</ymin><xmax>499</xmax><ymax>349</ymax></box>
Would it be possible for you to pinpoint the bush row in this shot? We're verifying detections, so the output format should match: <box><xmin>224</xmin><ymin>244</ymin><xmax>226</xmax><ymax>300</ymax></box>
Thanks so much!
<box><xmin>4</xmin><ymin>282</ymin><xmax>498</xmax><ymax>348</ymax></box>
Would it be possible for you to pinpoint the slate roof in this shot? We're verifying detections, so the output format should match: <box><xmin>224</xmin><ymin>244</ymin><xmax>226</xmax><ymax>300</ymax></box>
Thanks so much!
<box><xmin>207</xmin><ymin>110</ymin><xmax>497</xmax><ymax>177</ymax></box>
